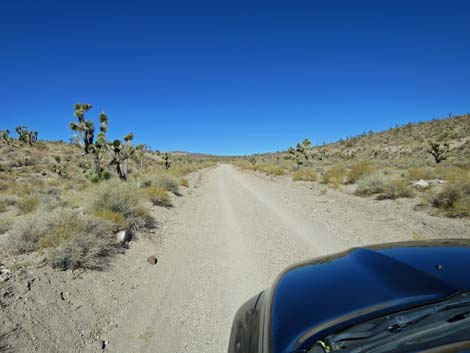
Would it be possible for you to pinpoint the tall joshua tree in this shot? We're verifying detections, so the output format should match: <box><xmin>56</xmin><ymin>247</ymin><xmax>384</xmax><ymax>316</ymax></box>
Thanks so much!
<box><xmin>110</xmin><ymin>133</ymin><xmax>135</xmax><ymax>181</ymax></box>
<box><xmin>69</xmin><ymin>104</ymin><xmax>109</xmax><ymax>177</ymax></box>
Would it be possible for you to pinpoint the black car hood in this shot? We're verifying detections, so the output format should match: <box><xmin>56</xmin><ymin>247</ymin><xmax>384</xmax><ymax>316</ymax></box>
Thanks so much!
<box><xmin>269</xmin><ymin>239</ymin><xmax>470</xmax><ymax>353</ymax></box>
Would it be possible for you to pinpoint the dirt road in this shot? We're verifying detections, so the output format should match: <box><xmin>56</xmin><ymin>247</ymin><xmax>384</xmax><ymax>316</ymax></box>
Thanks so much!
<box><xmin>106</xmin><ymin>164</ymin><xmax>348</xmax><ymax>352</ymax></box>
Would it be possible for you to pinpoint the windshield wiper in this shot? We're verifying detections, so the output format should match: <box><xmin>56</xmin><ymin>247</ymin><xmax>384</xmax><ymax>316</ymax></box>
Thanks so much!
<box><xmin>326</xmin><ymin>298</ymin><xmax>470</xmax><ymax>348</ymax></box>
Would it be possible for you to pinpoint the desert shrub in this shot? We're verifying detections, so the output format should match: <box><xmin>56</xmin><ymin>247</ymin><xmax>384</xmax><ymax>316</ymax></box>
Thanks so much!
<box><xmin>0</xmin><ymin>217</ymin><xmax>13</xmax><ymax>235</ymax></box>
<box><xmin>323</xmin><ymin>164</ymin><xmax>346</xmax><ymax>187</ymax></box>
<box><xmin>255</xmin><ymin>163</ymin><xmax>285</xmax><ymax>176</ymax></box>
<box><xmin>434</xmin><ymin>166</ymin><xmax>468</xmax><ymax>183</ymax></box>
<box><xmin>355</xmin><ymin>173</ymin><xmax>390</xmax><ymax>195</ymax></box>
<box><xmin>179</xmin><ymin>178</ymin><xmax>189</xmax><ymax>187</ymax></box>
<box><xmin>153</xmin><ymin>174</ymin><xmax>180</xmax><ymax>194</ymax></box>
<box><xmin>39</xmin><ymin>187</ymin><xmax>64</xmax><ymax>210</ymax></box>
<box><xmin>90</xmin><ymin>180</ymin><xmax>152</xmax><ymax>232</ymax></box>
<box><xmin>94</xmin><ymin>209</ymin><xmax>128</xmax><ymax>231</ymax></box>
<box><xmin>356</xmin><ymin>173</ymin><xmax>414</xmax><ymax>200</ymax></box>
<box><xmin>47</xmin><ymin>232</ymin><xmax>121</xmax><ymax>270</ymax></box>
<box><xmin>145</xmin><ymin>187</ymin><xmax>172</xmax><ymax>207</ymax></box>
<box><xmin>377</xmin><ymin>180</ymin><xmax>414</xmax><ymax>200</ymax></box>
<box><xmin>346</xmin><ymin>161</ymin><xmax>375</xmax><ymax>184</ymax></box>
<box><xmin>237</xmin><ymin>161</ymin><xmax>257</xmax><ymax>171</ymax></box>
<box><xmin>8</xmin><ymin>211</ymin><xmax>56</xmax><ymax>253</ymax></box>
<box><xmin>407</xmin><ymin>167</ymin><xmax>437</xmax><ymax>181</ymax></box>
<box><xmin>8</xmin><ymin>209</ymin><xmax>121</xmax><ymax>270</ymax></box>
<box><xmin>292</xmin><ymin>168</ymin><xmax>318</xmax><ymax>181</ymax></box>
<box><xmin>42</xmin><ymin>211</ymin><xmax>121</xmax><ymax>270</ymax></box>
<box><xmin>16</xmin><ymin>194</ymin><xmax>39</xmax><ymax>214</ymax></box>
<box><xmin>431</xmin><ymin>182</ymin><xmax>470</xmax><ymax>217</ymax></box>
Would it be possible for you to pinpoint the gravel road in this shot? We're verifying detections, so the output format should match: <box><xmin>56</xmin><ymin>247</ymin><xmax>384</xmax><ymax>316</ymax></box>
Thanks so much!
<box><xmin>107</xmin><ymin>164</ymin><xmax>348</xmax><ymax>352</ymax></box>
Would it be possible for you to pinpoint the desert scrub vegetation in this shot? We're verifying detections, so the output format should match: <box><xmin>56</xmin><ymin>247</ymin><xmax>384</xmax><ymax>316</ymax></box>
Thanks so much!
<box><xmin>16</xmin><ymin>194</ymin><xmax>39</xmax><ymax>214</ymax></box>
<box><xmin>406</xmin><ymin>167</ymin><xmax>437</xmax><ymax>181</ymax></box>
<box><xmin>429</xmin><ymin>170</ymin><xmax>470</xmax><ymax>217</ymax></box>
<box><xmin>355</xmin><ymin>173</ymin><xmax>414</xmax><ymax>200</ymax></box>
<box><xmin>322</xmin><ymin>164</ymin><xmax>346</xmax><ymax>188</ymax></box>
<box><xmin>235</xmin><ymin>160</ymin><xmax>286</xmax><ymax>176</ymax></box>
<box><xmin>145</xmin><ymin>186</ymin><xmax>172</xmax><ymax>207</ymax></box>
<box><xmin>90</xmin><ymin>179</ymin><xmax>153</xmax><ymax>233</ymax></box>
<box><xmin>7</xmin><ymin>209</ymin><xmax>121</xmax><ymax>270</ymax></box>
<box><xmin>179</xmin><ymin>177</ymin><xmax>189</xmax><ymax>187</ymax></box>
<box><xmin>346</xmin><ymin>161</ymin><xmax>375</xmax><ymax>184</ymax></box>
<box><xmin>292</xmin><ymin>168</ymin><xmax>318</xmax><ymax>181</ymax></box>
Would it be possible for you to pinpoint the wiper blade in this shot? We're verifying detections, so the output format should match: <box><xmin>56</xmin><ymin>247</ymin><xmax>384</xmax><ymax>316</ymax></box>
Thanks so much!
<box><xmin>389</xmin><ymin>299</ymin><xmax>470</xmax><ymax>331</ymax></box>
<box><xmin>327</xmin><ymin>299</ymin><xmax>470</xmax><ymax>346</ymax></box>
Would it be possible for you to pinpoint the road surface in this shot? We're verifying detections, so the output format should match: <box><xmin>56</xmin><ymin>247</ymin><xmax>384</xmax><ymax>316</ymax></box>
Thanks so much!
<box><xmin>107</xmin><ymin>164</ymin><xmax>346</xmax><ymax>352</ymax></box>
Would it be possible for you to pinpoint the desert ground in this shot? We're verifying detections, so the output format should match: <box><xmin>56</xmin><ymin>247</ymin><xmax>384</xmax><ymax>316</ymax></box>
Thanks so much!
<box><xmin>1</xmin><ymin>163</ymin><xmax>468</xmax><ymax>352</ymax></box>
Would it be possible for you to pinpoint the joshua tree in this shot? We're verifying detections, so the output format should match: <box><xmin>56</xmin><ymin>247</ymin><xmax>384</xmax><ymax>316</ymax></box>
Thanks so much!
<box><xmin>427</xmin><ymin>142</ymin><xmax>449</xmax><ymax>164</ymax></box>
<box><xmin>162</xmin><ymin>153</ymin><xmax>171</xmax><ymax>170</ymax></box>
<box><xmin>288</xmin><ymin>138</ymin><xmax>314</xmax><ymax>166</ymax></box>
<box><xmin>110</xmin><ymin>133</ymin><xmax>135</xmax><ymax>181</ymax></box>
<box><xmin>317</xmin><ymin>147</ymin><xmax>328</xmax><ymax>161</ymax></box>
<box><xmin>0</xmin><ymin>129</ymin><xmax>11</xmax><ymax>145</ymax></box>
<box><xmin>135</xmin><ymin>144</ymin><xmax>146</xmax><ymax>168</ymax></box>
<box><xmin>69</xmin><ymin>104</ymin><xmax>109</xmax><ymax>178</ymax></box>
<box><xmin>15</xmin><ymin>126</ymin><xmax>38</xmax><ymax>145</ymax></box>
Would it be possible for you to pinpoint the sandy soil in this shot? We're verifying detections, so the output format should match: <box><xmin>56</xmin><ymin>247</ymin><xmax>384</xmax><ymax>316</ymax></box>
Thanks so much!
<box><xmin>1</xmin><ymin>164</ymin><xmax>469</xmax><ymax>352</ymax></box>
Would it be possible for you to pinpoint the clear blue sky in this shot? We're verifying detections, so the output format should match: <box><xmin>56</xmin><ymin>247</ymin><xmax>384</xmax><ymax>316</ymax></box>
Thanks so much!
<box><xmin>1</xmin><ymin>0</ymin><xmax>469</xmax><ymax>155</ymax></box>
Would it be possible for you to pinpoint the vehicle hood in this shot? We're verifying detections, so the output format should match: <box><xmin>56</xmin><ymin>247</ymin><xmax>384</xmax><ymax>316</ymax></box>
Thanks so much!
<box><xmin>269</xmin><ymin>239</ymin><xmax>470</xmax><ymax>353</ymax></box>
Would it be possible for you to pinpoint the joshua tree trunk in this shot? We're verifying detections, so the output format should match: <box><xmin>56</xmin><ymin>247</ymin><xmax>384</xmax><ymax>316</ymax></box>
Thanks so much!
<box><xmin>122</xmin><ymin>159</ymin><xmax>128</xmax><ymax>180</ymax></box>
<box><xmin>92</xmin><ymin>155</ymin><xmax>101</xmax><ymax>176</ymax></box>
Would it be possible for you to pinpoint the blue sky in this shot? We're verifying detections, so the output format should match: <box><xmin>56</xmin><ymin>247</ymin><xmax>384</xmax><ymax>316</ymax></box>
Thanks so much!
<box><xmin>1</xmin><ymin>0</ymin><xmax>469</xmax><ymax>155</ymax></box>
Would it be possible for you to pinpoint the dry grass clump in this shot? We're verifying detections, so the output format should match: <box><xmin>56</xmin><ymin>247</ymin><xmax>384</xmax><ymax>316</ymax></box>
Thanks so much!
<box><xmin>430</xmin><ymin>172</ymin><xmax>470</xmax><ymax>217</ymax></box>
<box><xmin>255</xmin><ymin>163</ymin><xmax>286</xmax><ymax>176</ymax></box>
<box><xmin>323</xmin><ymin>164</ymin><xmax>346</xmax><ymax>188</ymax></box>
<box><xmin>355</xmin><ymin>173</ymin><xmax>390</xmax><ymax>195</ymax></box>
<box><xmin>151</xmin><ymin>174</ymin><xmax>180</xmax><ymax>194</ymax></box>
<box><xmin>377</xmin><ymin>180</ymin><xmax>414</xmax><ymax>200</ymax></box>
<box><xmin>236</xmin><ymin>161</ymin><xmax>285</xmax><ymax>176</ymax></box>
<box><xmin>346</xmin><ymin>161</ymin><xmax>375</xmax><ymax>184</ymax></box>
<box><xmin>8</xmin><ymin>209</ymin><xmax>121</xmax><ymax>270</ymax></box>
<box><xmin>0</xmin><ymin>217</ymin><xmax>14</xmax><ymax>235</ymax></box>
<box><xmin>292</xmin><ymin>168</ymin><xmax>318</xmax><ymax>181</ymax></box>
<box><xmin>179</xmin><ymin>178</ymin><xmax>189</xmax><ymax>187</ymax></box>
<box><xmin>356</xmin><ymin>173</ymin><xmax>414</xmax><ymax>200</ymax></box>
<box><xmin>8</xmin><ymin>211</ymin><xmax>55</xmax><ymax>254</ymax></box>
<box><xmin>16</xmin><ymin>194</ymin><xmax>39</xmax><ymax>214</ymax></box>
<box><xmin>145</xmin><ymin>186</ymin><xmax>172</xmax><ymax>207</ymax></box>
<box><xmin>407</xmin><ymin>167</ymin><xmax>437</xmax><ymax>181</ymax></box>
<box><xmin>90</xmin><ymin>180</ymin><xmax>152</xmax><ymax>232</ymax></box>
<box><xmin>94</xmin><ymin>209</ymin><xmax>128</xmax><ymax>231</ymax></box>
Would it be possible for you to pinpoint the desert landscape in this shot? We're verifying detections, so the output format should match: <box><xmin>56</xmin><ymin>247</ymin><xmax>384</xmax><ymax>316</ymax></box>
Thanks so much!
<box><xmin>0</xmin><ymin>112</ymin><xmax>469</xmax><ymax>352</ymax></box>
<box><xmin>2</xmin><ymin>1</ymin><xmax>470</xmax><ymax>352</ymax></box>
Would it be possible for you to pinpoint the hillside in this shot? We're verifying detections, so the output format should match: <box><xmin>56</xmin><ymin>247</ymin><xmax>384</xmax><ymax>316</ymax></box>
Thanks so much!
<box><xmin>318</xmin><ymin>114</ymin><xmax>470</xmax><ymax>166</ymax></box>
<box><xmin>234</xmin><ymin>114</ymin><xmax>470</xmax><ymax>218</ymax></box>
